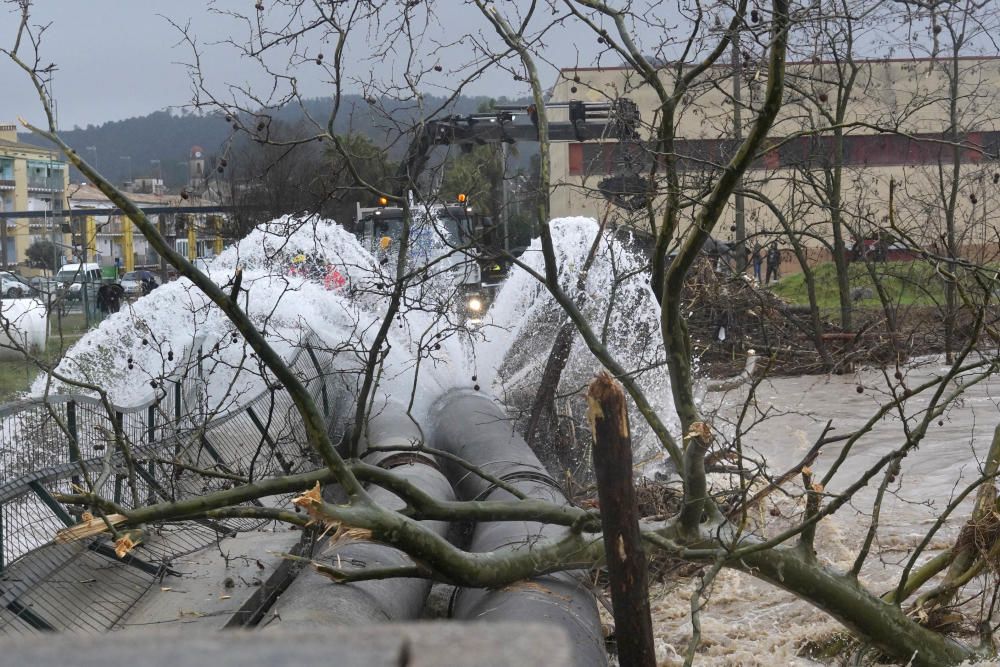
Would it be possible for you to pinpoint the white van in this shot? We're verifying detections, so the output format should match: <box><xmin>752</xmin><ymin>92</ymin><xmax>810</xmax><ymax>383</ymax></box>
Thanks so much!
<box><xmin>55</xmin><ymin>262</ymin><xmax>103</xmax><ymax>301</ymax></box>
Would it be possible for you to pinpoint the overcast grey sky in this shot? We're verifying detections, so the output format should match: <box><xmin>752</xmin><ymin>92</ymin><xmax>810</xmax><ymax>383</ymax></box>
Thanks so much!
<box><xmin>2</xmin><ymin>2</ymin><xmax>240</xmax><ymax>128</ymax></box>
<box><xmin>3</xmin><ymin>2</ymin><xmax>948</xmax><ymax>131</ymax></box>
<box><xmin>1</xmin><ymin>1</ymin><xmax>626</xmax><ymax>130</ymax></box>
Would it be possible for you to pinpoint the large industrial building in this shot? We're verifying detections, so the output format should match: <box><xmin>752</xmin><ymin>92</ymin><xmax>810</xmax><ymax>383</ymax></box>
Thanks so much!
<box><xmin>548</xmin><ymin>56</ymin><xmax>1000</xmax><ymax>264</ymax></box>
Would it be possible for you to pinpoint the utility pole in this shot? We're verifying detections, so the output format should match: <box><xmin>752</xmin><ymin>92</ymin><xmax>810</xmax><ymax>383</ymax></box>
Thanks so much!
<box><xmin>0</xmin><ymin>192</ymin><xmax>6</xmax><ymax>270</ymax></box>
<box><xmin>731</xmin><ymin>31</ymin><xmax>747</xmax><ymax>272</ymax></box>
<box><xmin>158</xmin><ymin>214</ymin><xmax>168</xmax><ymax>284</ymax></box>
<box><xmin>500</xmin><ymin>142</ymin><xmax>510</xmax><ymax>253</ymax></box>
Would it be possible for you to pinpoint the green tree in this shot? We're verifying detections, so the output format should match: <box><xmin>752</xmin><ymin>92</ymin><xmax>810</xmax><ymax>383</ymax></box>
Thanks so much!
<box><xmin>25</xmin><ymin>238</ymin><xmax>58</xmax><ymax>272</ymax></box>
<box><xmin>438</xmin><ymin>145</ymin><xmax>502</xmax><ymax>213</ymax></box>
<box><xmin>225</xmin><ymin>127</ymin><xmax>394</xmax><ymax>236</ymax></box>
<box><xmin>323</xmin><ymin>132</ymin><xmax>396</xmax><ymax>229</ymax></box>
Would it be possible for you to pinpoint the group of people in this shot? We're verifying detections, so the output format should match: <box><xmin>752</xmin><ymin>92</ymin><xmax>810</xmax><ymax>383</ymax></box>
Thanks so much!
<box><xmin>288</xmin><ymin>253</ymin><xmax>347</xmax><ymax>291</ymax></box>
<box><xmin>96</xmin><ymin>273</ymin><xmax>156</xmax><ymax>315</ymax></box>
<box><xmin>750</xmin><ymin>242</ymin><xmax>782</xmax><ymax>284</ymax></box>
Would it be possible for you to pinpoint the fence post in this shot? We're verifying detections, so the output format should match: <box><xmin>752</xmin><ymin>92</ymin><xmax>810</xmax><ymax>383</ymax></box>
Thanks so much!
<box><xmin>174</xmin><ymin>380</ymin><xmax>182</xmax><ymax>421</ymax></box>
<box><xmin>147</xmin><ymin>405</ymin><xmax>155</xmax><ymax>445</ymax></box>
<box><xmin>114</xmin><ymin>411</ymin><xmax>124</xmax><ymax>505</ymax></box>
<box><xmin>174</xmin><ymin>380</ymin><xmax>182</xmax><ymax>461</ymax></box>
<box><xmin>67</xmin><ymin>400</ymin><xmax>80</xmax><ymax>489</ymax></box>
<box><xmin>305</xmin><ymin>343</ymin><xmax>330</xmax><ymax>417</ymax></box>
<box><xmin>146</xmin><ymin>405</ymin><xmax>156</xmax><ymax>505</ymax></box>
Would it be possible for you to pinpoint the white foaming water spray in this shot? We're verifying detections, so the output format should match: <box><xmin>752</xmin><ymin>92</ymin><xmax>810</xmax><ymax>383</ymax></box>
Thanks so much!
<box><xmin>477</xmin><ymin>217</ymin><xmax>677</xmax><ymax>475</ymax></box>
<box><xmin>28</xmin><ymin>215</ymin><xmax>677</xmax><ymax>475</ymax></box>
<box><xmin>0</xmin><ymin>297</ymin><xmax>47</xmax><ymax>361</ymax></box>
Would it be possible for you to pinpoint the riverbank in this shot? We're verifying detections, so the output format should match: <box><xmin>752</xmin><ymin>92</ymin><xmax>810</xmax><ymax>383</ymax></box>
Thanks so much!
<box><xmin>687</xmin><ymin>261</ymin><xmax>988</xmax><ymax>378</ymax></box>
<box><xmin>0</xmin><ymin>311</ymin><xmax>89</xmax><ymax>402</ymax></box>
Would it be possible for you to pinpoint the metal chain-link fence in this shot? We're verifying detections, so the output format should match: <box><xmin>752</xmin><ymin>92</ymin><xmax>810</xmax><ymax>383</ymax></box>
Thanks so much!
<box><xmin>0</xmin><ymin>332</ymin><xmax>355</xmax><ymax>634</ymax></box>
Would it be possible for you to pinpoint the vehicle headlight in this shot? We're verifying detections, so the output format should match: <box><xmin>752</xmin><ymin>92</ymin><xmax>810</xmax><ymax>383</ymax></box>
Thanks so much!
<box><xmin>466</xmin><ymin>296</ymin><xmax>483</xmax><ymax>313</ymax></box>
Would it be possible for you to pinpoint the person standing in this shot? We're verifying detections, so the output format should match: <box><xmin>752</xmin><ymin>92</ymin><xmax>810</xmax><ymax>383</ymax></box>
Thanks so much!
<box><xmin>752</xmin><ymin>243</ymin><xmax>763</xmax><ymax>283</ymax></box>
<box><xmin>765</xmin><ymin>243</ymin><xmax>781</xmax><ymax>284</ymax></box>
<box><xmin>97</xmin><ymin>282</ymin><xmax>112</xmax><ymax>317</ymax></box>
<box><xmin>140</xmin><ymin>274</ymin><xmax>157</xmax><ymax>296</ymax></box>
<box><xmin>108</xmin><ymin>283</ymin><xmax>124</xmax><ymax>312</ymax></box>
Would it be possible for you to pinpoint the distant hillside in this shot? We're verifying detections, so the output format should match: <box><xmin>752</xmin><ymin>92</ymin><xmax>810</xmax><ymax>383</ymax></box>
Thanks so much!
<box><xmin>17</xmin><ymin>94</ymin><xmax>535</xmax><ymax>189</ymax></box>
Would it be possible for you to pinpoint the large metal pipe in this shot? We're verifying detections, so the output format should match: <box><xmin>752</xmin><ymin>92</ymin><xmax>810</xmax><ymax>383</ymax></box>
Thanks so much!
<box><xmin>265</xmin><ymin>400</ymin><xmax>453</xmax><ymax>629</ymax></box>
<box><xmin>428</xmin><ymin>389</ymin><xmax>608</xmax><ymax>667</ymax></box>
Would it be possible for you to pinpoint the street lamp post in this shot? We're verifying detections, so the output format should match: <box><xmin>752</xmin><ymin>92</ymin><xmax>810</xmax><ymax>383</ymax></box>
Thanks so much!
<box><xmin>120</xmin><ymin>155</ymin><xmax>132</xmax><ymax>184</ymax></box>
<box><xmin>0</xmin><ymin>193</ymin><xmax>6</xmax><ymax>270</ymax></box>
<box><xmin>85</xmin><ymin>145</ymin><xmax>98</xmax><ymax>168</ymax></box>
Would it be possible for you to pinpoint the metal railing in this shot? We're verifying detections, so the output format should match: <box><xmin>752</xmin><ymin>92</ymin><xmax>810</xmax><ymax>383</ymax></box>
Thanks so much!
<box><xmin>0</xmin><ymin>332</ymin><xmax>356</xmax><ymax>633</ymax></box>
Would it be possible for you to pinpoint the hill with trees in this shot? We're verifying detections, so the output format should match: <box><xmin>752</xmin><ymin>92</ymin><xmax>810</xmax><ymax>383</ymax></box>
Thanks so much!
<box><xmin>16</xmin><ymin>94</ymin><xmax>534</xmax><ymax>189</ymax></box>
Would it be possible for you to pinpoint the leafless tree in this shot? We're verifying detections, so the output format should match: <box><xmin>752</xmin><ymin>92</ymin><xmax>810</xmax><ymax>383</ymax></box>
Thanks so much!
<box><xmin>7</xmin><ymin>1</ymin><xmax>1000</xmax><ymax>664</ymax></box>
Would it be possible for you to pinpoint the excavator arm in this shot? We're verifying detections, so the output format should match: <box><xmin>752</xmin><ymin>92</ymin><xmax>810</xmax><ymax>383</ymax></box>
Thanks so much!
<box><xmin>391</xmin><ymin>98</ymin><xmax>645</xmax><ymax>208</ymax></box>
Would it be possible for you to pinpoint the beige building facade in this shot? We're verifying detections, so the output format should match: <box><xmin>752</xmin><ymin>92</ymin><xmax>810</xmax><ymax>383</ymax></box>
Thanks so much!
<box><xmin>69</xmin><ymin>184</ymin><xmax>224</xmax><ymax>272</ymax></box>
<box><xmin>547</xmin><ymin>57</ymin><xmax>1000</xmax><ymax>262</ymax></box>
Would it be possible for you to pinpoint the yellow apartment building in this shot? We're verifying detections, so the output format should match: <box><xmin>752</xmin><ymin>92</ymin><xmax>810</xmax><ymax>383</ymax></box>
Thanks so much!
<box><xmin>0</xmin><ymin>123</ymin><xmax>70</xmax><ymax>269</ymax></box>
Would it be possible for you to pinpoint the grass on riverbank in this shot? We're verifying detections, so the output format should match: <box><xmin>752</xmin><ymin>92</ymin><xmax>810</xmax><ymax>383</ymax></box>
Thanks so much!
<box><xmin>0</xmin><ymin>312</ymin><xmax>90</xmax><ymax>403</ymax></box>
<box><xmin>769</xmin><ymin>260</ymin><xmax>953</xmax><ymax>316</ymax></box>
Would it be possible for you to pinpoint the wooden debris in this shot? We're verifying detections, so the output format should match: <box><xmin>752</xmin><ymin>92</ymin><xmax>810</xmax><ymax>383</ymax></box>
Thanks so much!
<box><xmin>54</xmin><ymin>513</ymin><xmax>128</xmax><ymax>543</ymax></box>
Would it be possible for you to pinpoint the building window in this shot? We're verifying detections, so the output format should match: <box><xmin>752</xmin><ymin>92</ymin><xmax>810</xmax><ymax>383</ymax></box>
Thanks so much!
<box><xmin>566</xmin><ymin>130</ymin><xmax>1000</xmax><ymax>176</ymax></box>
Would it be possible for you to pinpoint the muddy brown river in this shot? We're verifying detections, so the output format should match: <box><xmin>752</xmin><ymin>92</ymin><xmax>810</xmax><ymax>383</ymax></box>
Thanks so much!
<box><xmin>646</xmin><ymin>357</ymin><xmax>1000</xmax><ymax>665</ymax></box>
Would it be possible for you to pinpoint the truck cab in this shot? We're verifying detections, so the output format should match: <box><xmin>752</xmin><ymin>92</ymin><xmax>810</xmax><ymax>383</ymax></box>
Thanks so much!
<box><xmin>355</xmin><ymin>201</ymin><xmax>500</xmax><ymax>320</ymax></box>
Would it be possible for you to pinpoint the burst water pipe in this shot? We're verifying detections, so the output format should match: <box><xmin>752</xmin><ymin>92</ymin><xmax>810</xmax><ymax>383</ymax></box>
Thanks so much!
<box><xmin>264</xmin><ymin>399</ymin><xmax>453</xmax><ymax>628</ymax></box>
<box><xmin>428</xmin><ymin>389</ymin><xmax>608</xmax><ymax>667</ymax></box>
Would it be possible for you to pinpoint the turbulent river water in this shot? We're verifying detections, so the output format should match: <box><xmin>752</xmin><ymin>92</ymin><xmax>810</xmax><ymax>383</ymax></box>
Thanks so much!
<box><xmin>647</xmin><ymin>357</ymin><xmax>1000</xmax><ymax>665</ymax></box>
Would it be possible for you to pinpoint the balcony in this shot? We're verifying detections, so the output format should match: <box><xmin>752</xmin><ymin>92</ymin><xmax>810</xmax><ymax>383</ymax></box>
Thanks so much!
<box><xmin>0</xmin><ymin>179</ymin><xmax>14</xmax><ymax>190</ymax></box>
<box><xmin>26</xmin><ymin>180</ymin><xmax>62</xmax><ymax>192</ymax></box>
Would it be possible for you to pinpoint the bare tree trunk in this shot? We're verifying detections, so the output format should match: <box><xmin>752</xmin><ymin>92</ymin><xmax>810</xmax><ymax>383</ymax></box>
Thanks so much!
<box><xmin>525</xmin><ymin>215</ymin><xmax>608</xmax><ymax>459</ymax></box>
<box><xmin>588</xmin><ymin>372</ymin><xmax>655</xmax><ymax>667</ymax></box>
<box><xmin>753</xmin><ymin>193</ymin><xmax>834</xmax><ymax>369</ymax></box>
<box><xmin>525</xmin><ymin>321</ymin><xmax>574</xmax><ymax>453</ymax></box>
<box><xmin>830</xmin><ymin>196</ymin><xmax>853</xmax><ymax>331</ymax></box>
